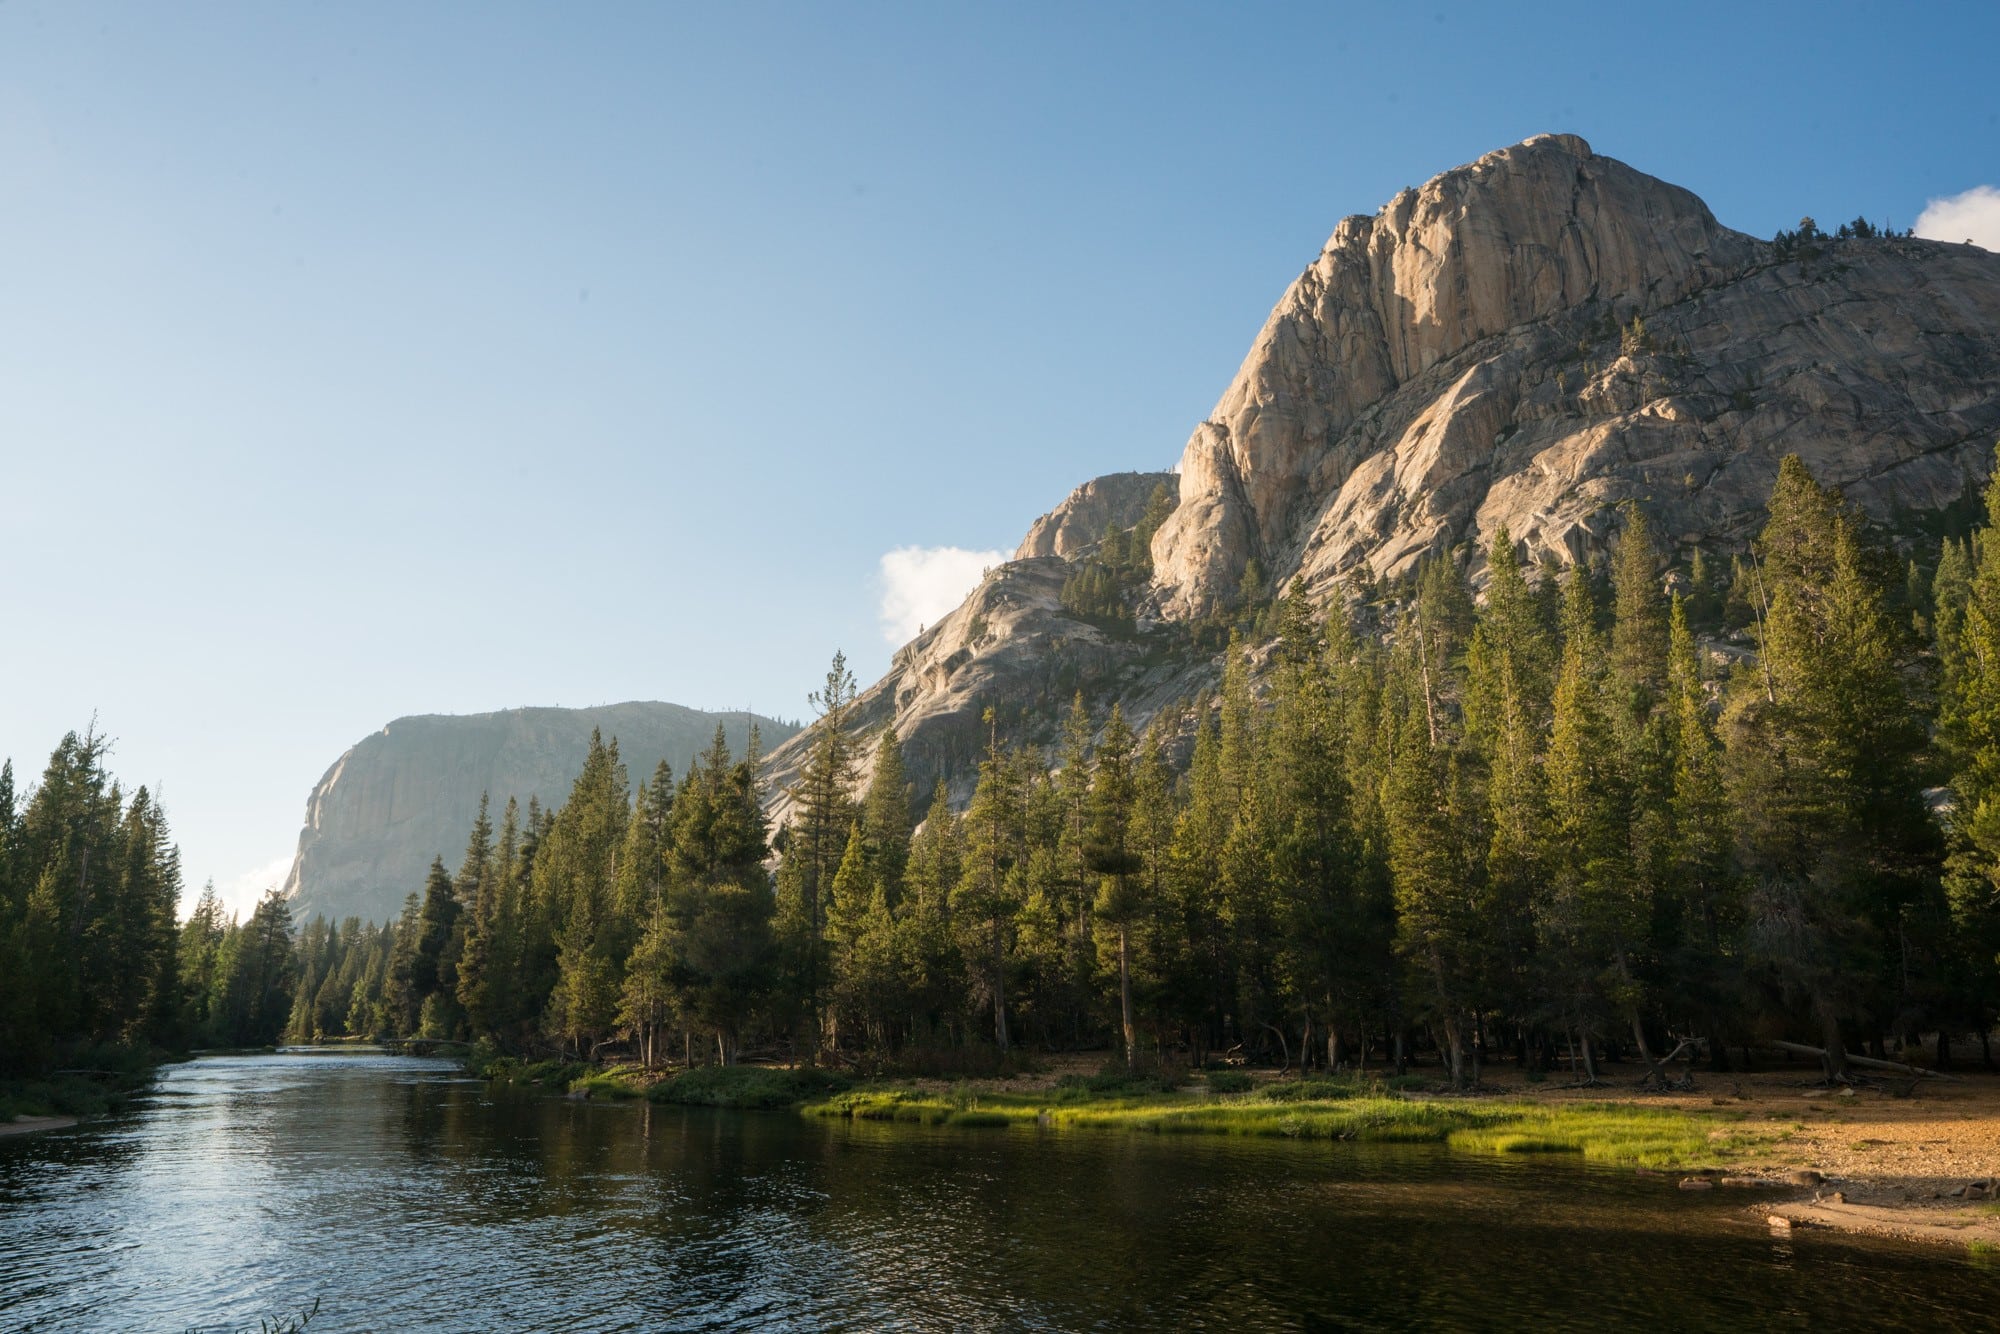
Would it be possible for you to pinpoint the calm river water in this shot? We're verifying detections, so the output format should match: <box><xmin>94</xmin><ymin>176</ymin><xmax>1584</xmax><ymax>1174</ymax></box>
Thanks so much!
<box><xmin>3</xmin><ymin>1049</ymin><xmax>1998</xmax><ymax>1331</ymax></box>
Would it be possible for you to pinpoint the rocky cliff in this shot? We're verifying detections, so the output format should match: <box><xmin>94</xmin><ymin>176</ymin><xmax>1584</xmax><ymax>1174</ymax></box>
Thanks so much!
<box><xmin>1151</xmin><ymin>133</ymin><xmax>2000</xmax><ymax>611</ymax></box>
<box><xmin>763</xmin><ymin>133</ymin><xmax>2000</xmax><ymax>821</ymax></box>
<box><xmin>1015</xmin><ymin>470</ymin><xmax>1176</xmax><ymax>561</ymax></box>
<box><xmin>285</xmin><ymin>702</ymin><xmax>797</xmax><ymax>925</ymax></box>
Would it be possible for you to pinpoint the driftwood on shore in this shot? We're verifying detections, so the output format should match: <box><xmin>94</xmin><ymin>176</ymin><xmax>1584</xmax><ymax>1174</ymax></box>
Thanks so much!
<box><xmin>1770</xmin><ymin>1040</ymin><xmax>1961</xmax><ymax>1081</ymax></box>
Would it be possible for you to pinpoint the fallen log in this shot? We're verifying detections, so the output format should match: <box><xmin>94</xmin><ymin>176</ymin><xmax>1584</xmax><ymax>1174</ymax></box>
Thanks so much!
<box><xmin>1771</xmin><ymin>1040</ymin><xmax>1961</xmax><ymax>1081</ymax></box>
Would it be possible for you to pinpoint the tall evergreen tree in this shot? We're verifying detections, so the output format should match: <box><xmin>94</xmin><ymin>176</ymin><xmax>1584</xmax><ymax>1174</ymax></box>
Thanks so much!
<box><xmin>955</xmin><ymin>710</ymin><xmax>1024</xmax><ymax>1051</ymax></box>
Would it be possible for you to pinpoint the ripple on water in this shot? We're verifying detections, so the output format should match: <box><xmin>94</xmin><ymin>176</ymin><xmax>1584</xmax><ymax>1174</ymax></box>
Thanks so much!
<box><xmin>5</xmin><ymin>1054</ymin><xmax>2000</xmax><ymax>1331</ymax></box>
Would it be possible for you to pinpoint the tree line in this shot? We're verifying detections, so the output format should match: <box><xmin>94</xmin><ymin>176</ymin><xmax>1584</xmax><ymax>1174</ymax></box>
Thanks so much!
<box><xmin>0</xmin><ymin>729</ymin><xmax>183</xmax><ymax>1073</ymax></box>
<box><xmin>264</xmin><ymin>452</ymin><xmax>2000</xmax><ymax>1085</ymax></box>
<box><xmin>15</xmin><ymin>451</ymin><xmax>2000</xmax><ymax>1087</ymax></box>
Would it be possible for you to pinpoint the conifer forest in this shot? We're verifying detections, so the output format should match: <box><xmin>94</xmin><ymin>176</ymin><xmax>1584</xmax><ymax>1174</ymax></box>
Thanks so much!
<box><xmin>11</xmin><ymin>454</ymin><xmax>2000</xmax><ymax>1087</ymax></box>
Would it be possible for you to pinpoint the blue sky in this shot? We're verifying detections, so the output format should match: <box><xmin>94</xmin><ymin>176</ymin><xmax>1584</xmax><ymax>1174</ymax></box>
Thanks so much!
<box><xmin>3</xmin><ymin>1</ymin><xmax>1996</xmax><ymax>917</ymax></box>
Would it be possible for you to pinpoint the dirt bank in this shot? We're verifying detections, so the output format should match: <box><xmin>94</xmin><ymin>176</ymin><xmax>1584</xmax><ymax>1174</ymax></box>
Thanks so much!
<box><xmin>1467</xmin><ymin>1062</ymin><xmax>2000</xmax><ymax>1251</ymax></box>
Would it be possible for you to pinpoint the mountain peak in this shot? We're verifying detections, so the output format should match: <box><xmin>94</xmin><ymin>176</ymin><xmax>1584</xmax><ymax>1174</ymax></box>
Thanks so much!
<box><xmin>1149</xmin><ymin>136</ymin><xmax>1759</xmax><ymax>615</ymax></box>
<box><xmin>763</xmin><ymin>136</ymin><xmax>2000</xmax><ymax>822</ymax></box>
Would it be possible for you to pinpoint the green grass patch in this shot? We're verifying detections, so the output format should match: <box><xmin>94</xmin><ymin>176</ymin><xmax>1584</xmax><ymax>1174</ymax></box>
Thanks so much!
<box><xmin>476</xmin><ymin>1057</ymin><xmax>589</xmax><ymax>1091</ymax></box>
<box><xmin>568</xmin><ymin>1066</ymin><xmax>650</xmax><ymax>1100</ymax></box>
<box><xmin>1446</xmin><ymin>1103</ymin><xmax>1754</xmax><ymax>1169</ymax></box>
<box><xmin>805</xmin><ymin>1089</ymin><xmax>1037</xmax><ymax>1127</ymax></box>
<box><xmin>1042</xmin><ymin>1096</ymin><xmax>1496</xmax><ymax>1143</ymax></box>
<box><xmin>647</xmin><ymin>1064</ymin><xmax>849</xmax><ymax>1111</ymax></box>
<box><xmin>797</xmin><ymin>1083</ymin><xmax>1763</xmax><ymax>1169</ymax></box>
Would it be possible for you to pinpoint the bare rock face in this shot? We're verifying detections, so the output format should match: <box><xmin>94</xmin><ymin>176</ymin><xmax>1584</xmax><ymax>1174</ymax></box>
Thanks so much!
<box><xmin>285</xmin><ymin>702</ymin><xmax>797</xmax><ymax>925</ymax></box>
<box><xmin>763</xmin><ymin>557</ymin><xmax>1210</xmax><ymax>829</ymax></box>
<box><xmin>1015</xmin><ymin>470</ymin><xmax>1177</xmax><ymax>560</ymax></box>
<box><xmin>1150</xmin><ymin>133</ymin><xmax>2000</xmax><ymax>610</ymax></box>
<box><xmin>766</xmin><ymin>134</ymin><xmax>2000</xmax><ymax>820</ymax></box>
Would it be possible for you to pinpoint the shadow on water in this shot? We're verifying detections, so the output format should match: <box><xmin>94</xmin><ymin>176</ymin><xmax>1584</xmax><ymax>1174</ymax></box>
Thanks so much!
<box><xmin>3</xmin><ymin>1049</ymin><xmax>1997</xmax><ymax>1331</ymax></box>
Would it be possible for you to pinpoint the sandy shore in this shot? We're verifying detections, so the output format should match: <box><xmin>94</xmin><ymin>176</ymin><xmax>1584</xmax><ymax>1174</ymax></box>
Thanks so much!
<box><xmin>956</xmin><ymin>1054</ymin><xmax>2000</xmax><ymax>1250</ymax></box>
<box><xmin>0</xmin><ymin>1115</ymin><xmax>79</xmax><ymax>1138</ymax></box>
<box><xmin>1478</xmin><ymin>1061</ymin><xmax>2000</xmax><ymax>1250</ymax></box>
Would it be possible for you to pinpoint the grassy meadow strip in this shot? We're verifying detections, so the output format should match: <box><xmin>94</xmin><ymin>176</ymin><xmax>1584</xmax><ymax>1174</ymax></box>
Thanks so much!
<box><xmin>795</xmin><ymin>1078</ymin><xmax>1767</xmax><ymax>1170</ymax></box>
<box><xmin>473</xmin><ymin>1055</ymin><xmax>1769</xmax><ymax>1173</ymax></box>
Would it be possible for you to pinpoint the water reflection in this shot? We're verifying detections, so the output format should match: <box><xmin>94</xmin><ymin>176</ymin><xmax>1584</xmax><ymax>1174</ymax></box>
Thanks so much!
<box><xmin>1</xmin><ymin>1050</ymin><xmax>1995</xmax><ymax>1331</ymax></box>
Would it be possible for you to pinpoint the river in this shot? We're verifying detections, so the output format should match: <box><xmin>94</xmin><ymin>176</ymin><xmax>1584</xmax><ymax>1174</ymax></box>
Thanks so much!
<box><xmin>2</xmin><ymin>1049</ymin><xmax>1997</xmax><ymax>1331</ymax></box>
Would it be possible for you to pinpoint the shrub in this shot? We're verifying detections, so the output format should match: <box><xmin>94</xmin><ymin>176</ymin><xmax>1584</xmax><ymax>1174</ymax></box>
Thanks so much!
<box><xmin>864</xmin><ymin>1045</ymin><xmax>1039</xmax><ymax>1081</ymax></box>
<box><xmin>1053</xmin><ymin>1059</ymin><xmax>1186</xmax><ymax>1099</ymax></box>
<box><xmin>568</xmin><ymin>1072</ymin><xmax>644</xmax><ymax>1100</ymax></box>
<box><xmin>479</xmin><ymin>1057</ymin><xmax>588</xmax><ymax>1090</ymax></box>
<box><xmin>647</xmin><ymin>1065</ymin><xmax>849</xmax><ymax>1110</ymax></box>
<box><xmin>1204</xmin><ymin>1070</ymin><xmax>1253</xmax><ymax>1095</ymax></box>
<box><xmin>1260</xmin><ymin>1077</ymin><xmax>1362</xmax><ymax>1103</ymax></box>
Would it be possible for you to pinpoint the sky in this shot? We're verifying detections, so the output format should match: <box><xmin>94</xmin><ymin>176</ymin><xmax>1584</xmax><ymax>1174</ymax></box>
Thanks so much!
<box><xmin>2</xmin><ymin>1</ymin><xmax>1996</xmax><ymax>920</ymax></box>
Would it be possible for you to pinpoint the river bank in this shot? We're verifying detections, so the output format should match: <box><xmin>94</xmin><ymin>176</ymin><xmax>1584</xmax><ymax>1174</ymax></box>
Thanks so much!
<box><xmin>0</xmin><ymin>1046</ymin><xmax>165</xmax><ymax>1127</ymax></box>
<box><xmin>520</xmin><ymin>1051</ymin><xmax>2000</xmax><ymax>1253</ymax></box>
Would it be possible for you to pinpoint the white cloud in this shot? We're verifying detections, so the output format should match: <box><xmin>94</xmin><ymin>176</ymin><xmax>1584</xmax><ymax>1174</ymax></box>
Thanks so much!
<box><xmin>878</xmin><ymin>545</ymin><xmax>1007</xmax><ymax>645</ymax></box>
<box><xmin>194</xmin><ymin>853</ymin><xmax>293</xmax><ymax>923</ymax></box>
<box><xmin>1914</xmin><ymin>185</ymin><xmax>2000</xmax><ymax>252</ymax></box>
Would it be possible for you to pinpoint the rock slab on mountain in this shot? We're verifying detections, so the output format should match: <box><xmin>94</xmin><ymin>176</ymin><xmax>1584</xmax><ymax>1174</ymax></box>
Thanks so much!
<box><xmin>1015</xmin><ymin>470</ymin><xmax>1177</xmax><ymax>561</ymax></box>
<box><xmin>766</xmin><ymin>134</ymin><xmax>2000</xmax><ymax>819</ymax></box>
<box><xmin>285</xmin><ymin>702</ymin><xmax>797</xmax><ymax>925</ymax></box>
<box><xmin>1149</xmin><ymin>133</ymin><xmax>2000</xmax><ymax>611</ymax></box>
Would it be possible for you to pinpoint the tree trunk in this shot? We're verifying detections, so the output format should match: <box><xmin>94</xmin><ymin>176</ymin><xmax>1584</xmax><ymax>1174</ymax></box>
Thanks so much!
<box><xmin>1442</xmin><ymin>1016</ymin><xmax>1466</xmax><ymax>1089</ymax></box>
<box><xmin>991</xmin><ymin>920</ymin><xmax>1010</xmax><ymax>1052</ymax></box>
<box><xmin>1579</xmin><ymin>1029</ymin><xmax>1599</xmax><ymax>1084</ymax></box>
<box><xmin>1261</xmin><ymin>1022</ymin><xmax>1292</xmax><ymax>1075</ymax></box>
<box><xmin>1631</xmin><ymin>1014</ymin><xmax>1667</xmax><ymax>1085</ymax></box>
<box><xmin>1937</xmin><ymin>1030</ymin><xmax>1952</xmax><ymax>1072</ymax></box>
<box><xmin>1816</xmin><ymin>997</ymin><xmax>1848</xmax><ymax>1081</ymax></box>
<box><xmin>1118</xmin><ymin>925</ymin><xmax>1136</xmax><ymax>1072</ymax></box>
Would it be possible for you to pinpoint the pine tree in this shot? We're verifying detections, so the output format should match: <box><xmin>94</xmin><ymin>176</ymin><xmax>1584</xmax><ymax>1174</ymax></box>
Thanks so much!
<box><xmin>861</xmin><ymin>731</ymin><xmax>912</xmax><ymax>905</ymax></box>
<box><xmin>954</xmin><ymin>710</ymin><xmax>1023</xmax><ymax>1051</ymax></box>
<box><xmin>1730</xmin><ymin>456</ymin><xmax>1940</xmax><ymax>1079</ymax></box>
<box><xmin>1541</xmin><ymin>567</ymin><xmax>1636</xmax><ymax>1081</ymax></box>
<box><xmin>782</xmin><ymin>652</ymin><xmax>861</xmax><ymax>1056</ymax></box>
<box><xmin>1086</xmin><ymin>705</ymin><xmax>1144</xmax><ymax>1069</ymax></box>
<box><xmin>1664</xmin><ymin>594</ymin><xmax>1741</xmax><ymax>1057</ymax></box>
<box><xmin>411</xmin><ymin>857</ymin><xmax>462</xmax><ymax>1037</ymax></box>
<box><xmin>1932</xmin><ymin>453</ymin><xmax>2000</xmax><ymax>1053</ymax></box>
<box><xmin>539</xmin><ymin>730</ymin><xmax>631</xmax><ymax>1056</ymax></box>
<box><xmin>663</xmin><ymin>727</ymin><xmax>773</xmax><ymax>1065</ymax></box>
<box><xmin>1382</xmin><ymin>673</ymin><xmax>1481</xmax><ymax>1089</ymax></box>
<box><xmin>1166</xmin><ymin>715</ymin><xmax>1233</xmax><ymax>1060</ymax></box>
<box><xmin>901</xmin><ymin>782</ymin><xmax>965</xmax><ymax>1041</ymax></box>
